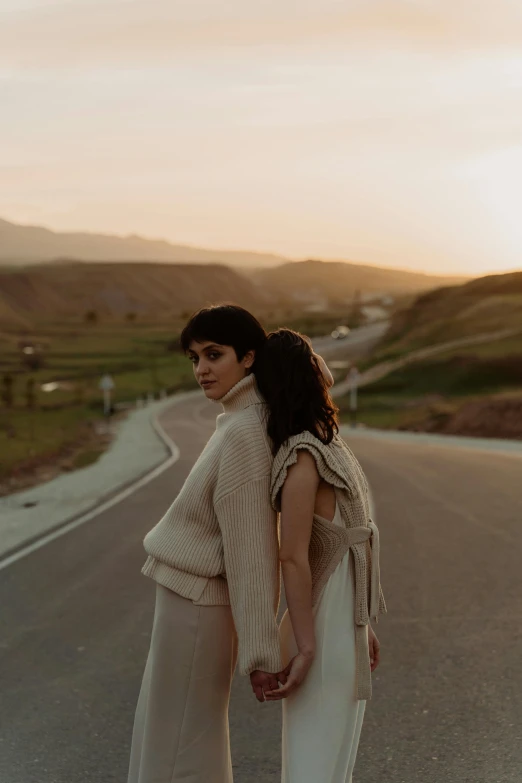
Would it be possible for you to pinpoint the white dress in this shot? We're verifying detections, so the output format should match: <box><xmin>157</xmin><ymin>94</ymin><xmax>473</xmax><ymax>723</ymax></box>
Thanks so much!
<box><xmin>279</xmin><ymin>500</ymin><xmax>367</xmax><ymax>783</ymax></box>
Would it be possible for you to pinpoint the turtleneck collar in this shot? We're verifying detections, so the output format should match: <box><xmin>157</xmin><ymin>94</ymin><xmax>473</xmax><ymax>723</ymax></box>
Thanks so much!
<box><xmin>215</xmin><ymin>372</ymin><xmax>265</xmax><ymax>413</ymax></box>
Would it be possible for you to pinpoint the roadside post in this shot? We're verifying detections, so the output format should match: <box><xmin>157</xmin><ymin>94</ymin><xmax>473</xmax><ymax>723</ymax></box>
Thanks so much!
<box><xmin>99</xmin><ymin>374</ymin><xmax>115</xmax><ymax>417</ymax></box>
<box><xmin>347</xmin><ymin>366</ymin><xmax>360</xmax><ymax>428</ymax></box>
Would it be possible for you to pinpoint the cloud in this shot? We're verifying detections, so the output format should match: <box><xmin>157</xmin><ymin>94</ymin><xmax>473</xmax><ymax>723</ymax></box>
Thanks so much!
<box><xmin>2</xmin><ymin>0</ymin><xmax>522</xmax><ymax>69</ymax></box>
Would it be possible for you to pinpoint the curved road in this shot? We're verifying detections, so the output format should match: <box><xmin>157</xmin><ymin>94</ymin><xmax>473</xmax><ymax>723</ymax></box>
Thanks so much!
<box><xmin>311</xmin><ymin>321</ymin><xmax>388</xmax><ymax>361</ymax></box>
<box><xmin>1</xmin><ymin>393</ymin><xmax>521</xmax><ymax>782</ymax></box>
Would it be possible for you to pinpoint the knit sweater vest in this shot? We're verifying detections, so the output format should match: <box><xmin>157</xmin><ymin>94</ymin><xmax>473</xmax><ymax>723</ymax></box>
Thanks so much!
<box><xmin>142</xmin><ymin>372</ymin><xmax>282</xmax><ymax>676</ymax></box>
<box><xmin>270</xmin><ymin>430</ymin><xmax>387</xmax><ymax>700</ymax></box>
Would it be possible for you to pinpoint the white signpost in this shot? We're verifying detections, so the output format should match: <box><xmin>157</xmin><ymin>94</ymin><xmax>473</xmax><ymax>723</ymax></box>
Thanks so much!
<box><xmin>99</xmin><ymin>374</ymin><xmax>115</xmax><ymax>416</ymax></box>
<box><xmin>346</xmin><ymin>366</ymin><xmax>360</xmax><ymax>428</ymax></box>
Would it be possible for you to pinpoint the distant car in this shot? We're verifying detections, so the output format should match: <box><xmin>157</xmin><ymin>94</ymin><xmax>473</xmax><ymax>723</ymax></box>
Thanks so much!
<box><xmin>331</xmin><ymin>325</ymin><xmax>350</xmax><ymax>339</ymax></box>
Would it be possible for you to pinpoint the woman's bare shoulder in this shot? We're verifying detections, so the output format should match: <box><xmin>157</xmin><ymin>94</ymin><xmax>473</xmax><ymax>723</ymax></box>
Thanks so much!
<box><xmin>285</xmin><ymin>448</ymin><xmax>320</xmax><ymax>484</ymax></box>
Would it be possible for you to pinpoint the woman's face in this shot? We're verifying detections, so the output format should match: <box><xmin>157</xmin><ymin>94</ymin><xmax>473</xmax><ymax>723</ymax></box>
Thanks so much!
<box><xmin>313</xmin><ymin>351</ymin><xmax>334</xmax><ymax>389</ymax></box>
<box><xmin>187</xmin><ymin>340</ymin><xmax>254</xmax><ymax>400</ymax></box>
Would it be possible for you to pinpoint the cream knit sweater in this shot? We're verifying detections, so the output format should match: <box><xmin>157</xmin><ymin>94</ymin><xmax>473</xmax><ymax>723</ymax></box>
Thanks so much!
<box><xmin>142</xmin><ymin>372</ymin><xmax>282</xmax><ymax>676</ymax></box>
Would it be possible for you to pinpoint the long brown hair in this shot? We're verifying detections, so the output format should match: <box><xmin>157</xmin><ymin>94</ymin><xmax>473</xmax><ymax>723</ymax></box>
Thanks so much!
<box><xmin>255</xmin><ymin>328</ymin><xmax>339</xmax><ymax>455</ymax></box>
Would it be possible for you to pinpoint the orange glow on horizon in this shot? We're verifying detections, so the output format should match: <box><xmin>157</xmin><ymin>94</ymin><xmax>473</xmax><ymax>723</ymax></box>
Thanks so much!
<box><xmin>1</xmin><ymin>1</ymin><xmax>522</xmax><ymax>276</ymax></box>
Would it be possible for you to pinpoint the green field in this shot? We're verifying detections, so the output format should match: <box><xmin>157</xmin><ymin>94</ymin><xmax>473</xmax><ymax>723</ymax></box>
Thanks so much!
<box><xmin>0</xmin><ymin>322</ymin><xmax>198</xmax><ymax>483</ymax></box>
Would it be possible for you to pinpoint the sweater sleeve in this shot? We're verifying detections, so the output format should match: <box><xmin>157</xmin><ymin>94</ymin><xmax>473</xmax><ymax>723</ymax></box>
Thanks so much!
<box><xmin>215</xmin><ymin>475</ymin><xmax>283</xmax><ymax>676</ymax></box>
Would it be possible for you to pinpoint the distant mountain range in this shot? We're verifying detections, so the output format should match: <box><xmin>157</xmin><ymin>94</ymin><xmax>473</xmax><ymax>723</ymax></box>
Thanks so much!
<box><xmin>0</xmin><ymin>217</ymin><xmax>474</xmax><ymax>328</ymax></box>
<box><xmin>0</xmin><ymin>217</ymin><xmax>288</xmax><ymax>269</ymax></box>
<box><xmin>0</xmin><ymin>218</ymin><xmax>469</xmax><ymax>287</ymax></box>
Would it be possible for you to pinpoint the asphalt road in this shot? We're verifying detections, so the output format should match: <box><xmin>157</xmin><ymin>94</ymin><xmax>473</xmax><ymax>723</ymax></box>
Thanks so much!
<box><xmin>311</xmin><ymin>321</ymin><xmax>389</xmax><ymax>361</ymax></box>
<box><xmin>1</xmin><ymin>394</ymin><xmax>521</xmax><ymax>783</ymax></box>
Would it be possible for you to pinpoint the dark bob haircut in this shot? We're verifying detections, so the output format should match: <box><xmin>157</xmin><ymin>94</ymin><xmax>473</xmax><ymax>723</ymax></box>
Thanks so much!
<box><xmin>180</xmin><ymin>303</ymin><xmax>267</xmax><ymax>368</ymax></box>
<box><xmin>255</xmin><ymin>328</ymin><xmax>339</xmax><ymax>455</ymax></box>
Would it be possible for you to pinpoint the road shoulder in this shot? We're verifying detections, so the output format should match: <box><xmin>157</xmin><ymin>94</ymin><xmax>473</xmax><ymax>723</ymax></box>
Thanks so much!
<box><xmin>340</xmin><ymin>424</ymin><xmax>522</xmax><ymax>456</ymax></box>
<box><xmin>0</xmin><ymin>392</ymin><xmax>197</xmax><ymax>562</ymax></box>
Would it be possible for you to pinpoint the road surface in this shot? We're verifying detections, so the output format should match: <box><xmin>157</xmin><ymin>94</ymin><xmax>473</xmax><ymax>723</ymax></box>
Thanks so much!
<box><xmin>1</xmin><ymin>393</ymin><xmax>521</xmax><ymax>783</ymax></box>
<box><xmin>311</xmin><ymin>321</ymin><xmax>388</xmax><ymax>361</ymax></box>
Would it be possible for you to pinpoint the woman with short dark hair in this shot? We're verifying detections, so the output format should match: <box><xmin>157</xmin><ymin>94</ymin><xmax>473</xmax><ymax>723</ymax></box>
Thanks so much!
<box><xmin>128</xmin><ymin>304</ymin><xmax>283</xmax><ymax>783</ymax></box>
<box><xmin>255</xmin><ymin>328</ymin><xmax>386</xmax><ymax>783</ymax></box>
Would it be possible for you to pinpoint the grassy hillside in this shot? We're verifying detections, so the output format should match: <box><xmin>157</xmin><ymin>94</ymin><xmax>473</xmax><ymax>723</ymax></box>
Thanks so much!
<box><xmin>0</xmin><ymin>261</ymin><xmax>269</xmax><ymax>326</ymax></box>
<box><xmin>252</xmin><ymin>259</ymin><xmax>469</xmax><ymax>306</ymax></box>
<box><xmin>337</xmin><ymin>271</ymin><xmax>522</xmax><ymax>439</ymax></box>
<box><xmin>375</xmin><ymin>271</ymin><xmax>522</xmax><ymax>361</ymax></box>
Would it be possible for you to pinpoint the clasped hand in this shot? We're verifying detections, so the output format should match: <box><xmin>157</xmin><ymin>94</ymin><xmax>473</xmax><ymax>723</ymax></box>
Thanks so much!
<box><xmin>249</xmin><ymin>652</ymin><xmax>314</xmax><ymax>703</ymax></box>
<box><xmin>249</xmin><ymin>625</ymin><xmax>380</xmax><ymax>703</ymax></box>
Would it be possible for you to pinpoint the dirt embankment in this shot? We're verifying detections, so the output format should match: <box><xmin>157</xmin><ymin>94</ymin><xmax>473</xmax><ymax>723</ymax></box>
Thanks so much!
<box><xmin>403</xmin><ymin>396</ymin><xmax>522</xmax><ymax>440</ymax></box>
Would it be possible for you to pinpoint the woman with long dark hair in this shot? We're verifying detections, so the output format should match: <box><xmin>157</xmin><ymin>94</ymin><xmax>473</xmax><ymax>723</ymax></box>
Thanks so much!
<box><xmin>255</xmin><ymin>328</ymin><xmax>386</xmax><ymax>783</ymax></box>
<box><xmin>128</xmin><ymin>304</ymin><xmax>284</xmax><ymax>783</ymax></box>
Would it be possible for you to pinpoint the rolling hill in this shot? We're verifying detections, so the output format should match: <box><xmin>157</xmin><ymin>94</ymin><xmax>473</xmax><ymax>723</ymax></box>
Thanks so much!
<box><xmin>376</xmin><ymin>270</ymin><xmax>522</xmax><ymax>359</ymax></box>
<box><xmin>335</xmin><ymin>271</ymin><xmax>522</xmax><ymax>440</ymax></box>
<box><xmin>251</xmin><ymin>259</ymin><xmax>469</xmax><ymax>304</ymax></box>
<box><xmin>0</xmin><ymin>261</ymin><xmax>270</xmax><ymax>326</ymax></box>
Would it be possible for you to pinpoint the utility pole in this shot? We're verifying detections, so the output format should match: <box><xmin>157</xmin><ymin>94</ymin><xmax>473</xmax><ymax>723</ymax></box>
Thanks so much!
<box><xmin>347</xmin><ymin>366</ymin><xmax>360</xmax><ymax>428</ymax></box>
<box><xmin>99</xmin><ymin>374</ymin><xmax>115</xmax><ymax>416</ymax></box>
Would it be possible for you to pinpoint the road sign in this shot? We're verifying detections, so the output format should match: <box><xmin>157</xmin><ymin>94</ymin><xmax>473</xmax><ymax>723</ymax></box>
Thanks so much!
<box><xmin>99</xmin><ymin>375</ymin><xmax>115</xmax><ymax>391</ymax></box>
<box><xmin>99</xmin><ymin>374</ymin><xmax>115</xmax><ymax>415</ymax></box>
<box><xmin>347</xmin><ymin>366</ymin><xmax>359</xmax><ymax>384</ymax></box>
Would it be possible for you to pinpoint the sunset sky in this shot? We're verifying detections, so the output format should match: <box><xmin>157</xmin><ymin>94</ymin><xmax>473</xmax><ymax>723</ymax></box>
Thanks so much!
<box><xmin>2</xmin><ymin>0</ymin><xmax>522</xmax><ymax>274</ymax></box>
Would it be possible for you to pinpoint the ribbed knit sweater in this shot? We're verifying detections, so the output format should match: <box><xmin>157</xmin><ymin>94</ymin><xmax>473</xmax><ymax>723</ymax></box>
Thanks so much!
<box><xmin>142</xmin><ymin>372</ymin><xmax>282</xmax><ymax>676</ymax></box>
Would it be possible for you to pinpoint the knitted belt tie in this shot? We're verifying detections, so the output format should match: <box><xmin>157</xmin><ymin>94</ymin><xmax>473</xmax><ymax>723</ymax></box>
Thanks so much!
<box><xmin>348</xmin><ymin>518</ymin><xmax>381</xmax><ymax>701</ymax></box>
<box><xmin>345</xmin><ymin>520</ymin><xmax>381</xmax><ymax>618</ymax></box>
<box><xmin>367</xmin><ymin>518</ymin><xmax>381</xmax><ymax>623</ymax></box>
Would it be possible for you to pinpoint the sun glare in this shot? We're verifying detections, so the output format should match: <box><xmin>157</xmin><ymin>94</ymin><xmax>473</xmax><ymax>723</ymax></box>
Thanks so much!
<box><xmin>464</xmin><ymin>146</ymin><xmax>522</xmax><ymax>266</ymax></box>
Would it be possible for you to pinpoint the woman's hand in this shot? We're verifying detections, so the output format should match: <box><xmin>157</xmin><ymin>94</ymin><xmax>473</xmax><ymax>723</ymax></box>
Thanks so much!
<box><xmin>368</xmin><ymin>624</ymin><xmax>381</xmax><ymax>672</ymax></box>
<box><xmin>264</xmin><ymin>652</ymin><xmax>314</xmax><ymax>700</ymax></box>
<box><xmin>249</xmin><ymin>670</ymin><xmax>286</xmax><ymax>703</ymax></box>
